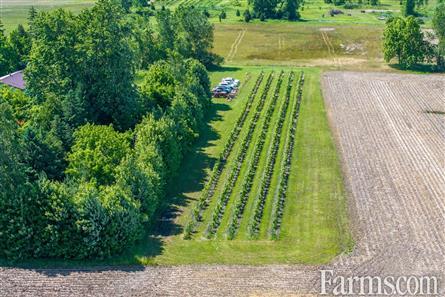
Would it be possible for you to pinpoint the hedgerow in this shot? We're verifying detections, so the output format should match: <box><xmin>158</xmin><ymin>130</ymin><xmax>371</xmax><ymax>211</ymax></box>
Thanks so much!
<box><xmin>0</xmin><ymin>1</ymin><xmax>218</xmax><ymax>260</ymax></box>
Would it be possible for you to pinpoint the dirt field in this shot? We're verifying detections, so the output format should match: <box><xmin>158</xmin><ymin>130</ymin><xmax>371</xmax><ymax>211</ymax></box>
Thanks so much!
<box><xmin>1</xmin><ymin>72</ymin><xmax>444</xmax><ymax>296</ymax></box>
<box><xmin>322</xmin><ymin>72</ymin><xmax>445</xmax><ymax>282</ymax></box>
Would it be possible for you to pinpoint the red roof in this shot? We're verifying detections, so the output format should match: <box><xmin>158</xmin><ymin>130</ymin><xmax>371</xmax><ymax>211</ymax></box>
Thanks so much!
<box><xmin>0</xmin><ymin>71</ymin><xmax>26</xmax><ymax>90</ymax></box>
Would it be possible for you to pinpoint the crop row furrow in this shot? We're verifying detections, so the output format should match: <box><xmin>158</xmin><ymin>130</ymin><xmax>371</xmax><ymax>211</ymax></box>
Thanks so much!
<box><xmin>248</xmin><ymin>71</ymin><xmax>295</xmax><ymax>239</ymax></box>
<box><xmin>204</xmin><ymin>72</ymin><xmax>275</xmax><ymax>238</ymax></box>
<box><xmin>226</xmin><ymin>71</ymin><xmax>285</xmax><ymax>240</ymax></box>
<box><xmin>183</xmin><ymin>72</ymin><xmax>264</xmax><ymax>239</ymax></box>
<box><xmin>270</xmin><ymin>72</ymin><xmax>305</xmax><ymax>239</ymax></box>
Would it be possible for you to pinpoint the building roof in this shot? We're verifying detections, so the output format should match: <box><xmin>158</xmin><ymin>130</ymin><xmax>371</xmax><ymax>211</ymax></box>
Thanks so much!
<box><xmin>0</xmin><ymin>70</ymin><xmax>26</xmax><ymax>90</ymax></box>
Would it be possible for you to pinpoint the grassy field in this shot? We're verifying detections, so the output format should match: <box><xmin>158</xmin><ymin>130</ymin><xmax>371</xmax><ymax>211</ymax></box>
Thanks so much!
<box><xmin>157</xmin><ymin>0</ymin><xmax>438</xmax><ymax>25</ymax></box>
<box><xmin>213</xmin><ymin>22</ymin><xmax>385</xmax><ymax>70</ymax></box>
<box><xmin>1</xmin><ymin>0</ymin><xmax>437</xmax><ymax>32</ymax></box>
<box><xmin>0</xmin><ymin>0</ymin><xmax>95</xmax><ymax>31</ymax></box>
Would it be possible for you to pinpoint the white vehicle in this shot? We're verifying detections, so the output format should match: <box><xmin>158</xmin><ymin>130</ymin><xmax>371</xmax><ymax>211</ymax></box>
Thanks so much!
<box><xmin>220</xmin><ymin>78</ymin><xmax>240</xmax><ymax>88</ymax></box>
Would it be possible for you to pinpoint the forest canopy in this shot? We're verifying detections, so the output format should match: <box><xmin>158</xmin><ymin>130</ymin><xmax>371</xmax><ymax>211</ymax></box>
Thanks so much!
<box><xmin>0</xmin><ymin>0</ymin><xmax>218</xmax><ymax>260</ymax></box>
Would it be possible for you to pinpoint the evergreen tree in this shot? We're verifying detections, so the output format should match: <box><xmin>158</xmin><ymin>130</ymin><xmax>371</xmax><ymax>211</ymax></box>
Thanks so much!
<box><xmin>253</xmin><ymin>0</ymin><xmax>278</xmax><ymax>18</ymax></box>
<box><xmin>8</xmin><ymin>24</ymin><xmax>31</xmax><ymax>70</ymax></box>
<box><xmin>403</xmin><ymin>0</ymin><xmax>415</xmax><ymax>16</ymax></box>
<box><xmin>284</xmin><ymin>0</ymin><xmax>300</xmax><ymax>20</ymax></box>
<box><xmin>0</xmin><ymin>102</ymin><xmax>34</xmax><ymax>259</ymax></box>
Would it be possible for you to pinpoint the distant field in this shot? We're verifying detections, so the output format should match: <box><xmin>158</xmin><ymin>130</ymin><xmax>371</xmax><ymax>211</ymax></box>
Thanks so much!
<box><xmin>159</xmin><ymin>0</ymin><xmax>437</xmax><ymax>25</ymax></box>
<box><xmin>0</xmin><ymin>0</ymin><xmax>95</xmax><ymax>31</ymax></box>
<box><xmin>213</xmin><ymin>23</ymin><xmax>385</xmax><ymax>70</ymax></box>
<box><xmin>1</xmin><ymin>0</ymin><xmax>437</xmax><ymax>32</ymax></box>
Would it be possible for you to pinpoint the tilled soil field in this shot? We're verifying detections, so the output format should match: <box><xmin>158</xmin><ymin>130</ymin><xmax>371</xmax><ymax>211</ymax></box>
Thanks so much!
<box><xmin>1</xmin><ymin>72</ymin><xmax>444</xmax><ymax>296</ymax></box>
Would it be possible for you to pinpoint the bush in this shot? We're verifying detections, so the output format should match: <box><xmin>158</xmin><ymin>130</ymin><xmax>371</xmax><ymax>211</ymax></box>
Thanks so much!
<box><xmin>66</xmin><ymin>124</ymin><xmax>131</xmax><ymax>186</ymax></box>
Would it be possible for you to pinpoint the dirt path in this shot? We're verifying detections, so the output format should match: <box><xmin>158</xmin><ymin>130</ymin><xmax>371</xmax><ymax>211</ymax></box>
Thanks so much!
<box><xmin>321</xmin><ymin>31</ymin><xmax>340</xmax><ymax>68</ymax></box>
<box><xmin>227</xmin><ymin>29</ymin><xmax>246</xmax><ymax>62</ymax></box>
<box><xmin>1</xmin><ymin>72</ymin><xmax>444</xmax><ymax>297</ymax></box>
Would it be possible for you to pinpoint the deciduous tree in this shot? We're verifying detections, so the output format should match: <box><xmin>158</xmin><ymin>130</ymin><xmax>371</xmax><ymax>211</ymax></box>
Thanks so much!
<box><xmin>383</xmin><ymin>16</ymin><xmax>425</xmax><ymax>68</ymax></box>
<box><xmin>433</xmin><ymin>3</ymin><xmax>445</xmax><ymax>69</ymax></box>
<box><xmin>66</xmin><ymin>124</ymin><xmax>131</xmax><ymax>185</ymax></box>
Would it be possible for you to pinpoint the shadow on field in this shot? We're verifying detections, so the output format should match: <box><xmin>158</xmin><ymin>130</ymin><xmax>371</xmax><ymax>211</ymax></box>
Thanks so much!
<box><xmin>424</xmin><ymin>110</ymin><xmax>445</xmax><ymax>115</ymax></box>
<box><xmin>389</xmin><ymin>63</ymin><xmax>444</xmax><ymax>73</ymax></box>
<box><xmin>208</xmin><ymin>65</ymin><xmax>242</xmax><ymax>73</ymax></box>
<box><xmin>149</xmin><ymin>101</ymin><xmax>231</xmax><ymax>239</ymax></box>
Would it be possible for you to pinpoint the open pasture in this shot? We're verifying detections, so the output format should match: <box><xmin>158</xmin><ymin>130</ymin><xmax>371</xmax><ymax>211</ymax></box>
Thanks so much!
<box><xmin>213</xmin><ymin>23</ymin><xmax>385</xmax><ymax>70</ymax></box>
<box><xmin>160</xmin><ymin>0</ymin><xmax>437</xmax><ymax>25</ymax></box>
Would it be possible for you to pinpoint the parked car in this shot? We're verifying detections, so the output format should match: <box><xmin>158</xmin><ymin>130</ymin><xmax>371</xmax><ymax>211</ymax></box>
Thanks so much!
<box><xmin>212</xmin><ymin>77</ymin><xmax>241</xmax><ymax>98</ymax></box>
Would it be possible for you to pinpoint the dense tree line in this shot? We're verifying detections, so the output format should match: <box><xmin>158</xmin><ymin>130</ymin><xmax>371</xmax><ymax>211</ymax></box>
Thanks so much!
<box><xmin>0</xmin><ymin>0</ymin><xmax>216</xmax><ymax>260</ymax></box>
<box><xmin>383</xmin><ymin>4</ymin><xmax>445</xmax><ymax>70</ymax></box>
<box><xmin>248</xmin><ymin>0</ymin><xmax>301</xmax><ymax>21</ymax></box>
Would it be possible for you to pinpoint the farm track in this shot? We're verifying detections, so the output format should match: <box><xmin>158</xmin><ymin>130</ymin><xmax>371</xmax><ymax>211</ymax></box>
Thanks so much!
<box><xmin>1</xmin><ymin>72</ymin><xmax>444</xmax><ymax>296</ymax></box>
<box><xmin>321</xmin><ymin>31</ymin><xmax>339</xmax><ymax>67</ymax></box>
<box><xmin>226</xmin><ymin>29</ymin><xmax>246</xmax><ymax>62</ymax></box>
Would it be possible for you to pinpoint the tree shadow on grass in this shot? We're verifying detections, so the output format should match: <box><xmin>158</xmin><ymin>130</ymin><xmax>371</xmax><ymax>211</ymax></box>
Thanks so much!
<box><xmin>208</xmin><ymin>65</ymin><xmax>243</xmax><ymax>72</ymax></box>
<box><xmin>148</xmin><ymin>101</ymin><xmax>231</xmax><ymax>239</ymax></box>
<box><xmin>389</xmin><ymin>63</ymin><xmax>444</xmax><ymax>73</ymax></box>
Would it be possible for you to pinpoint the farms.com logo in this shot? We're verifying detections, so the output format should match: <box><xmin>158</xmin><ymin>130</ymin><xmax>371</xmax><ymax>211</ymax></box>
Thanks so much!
<box><xmin>320</xmin><ymin>270</ymin><xmax>441</xmax><ymax>296</ymax></box>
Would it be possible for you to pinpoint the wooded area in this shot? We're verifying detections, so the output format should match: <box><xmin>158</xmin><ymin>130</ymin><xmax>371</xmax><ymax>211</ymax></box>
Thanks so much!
<box><xmin>0</xmin><ymin>0</ymin><xmax>220</xmax><ymax>260</ymax></box>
